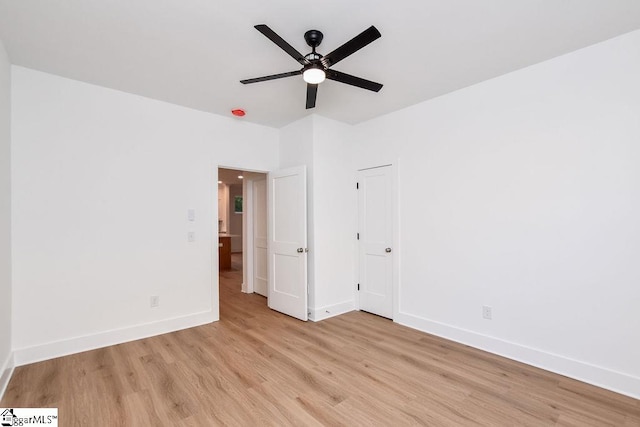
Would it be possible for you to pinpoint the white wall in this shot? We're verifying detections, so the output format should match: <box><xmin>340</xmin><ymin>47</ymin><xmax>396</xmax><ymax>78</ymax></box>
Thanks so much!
<box><xmin>11</xmin><ymin>66</ymin><xmax>279</xmax><ymax>364</ymax></box>
<box><xmin>217</xmin><ymin>183</ymin><xmax>229</xmax><ymax>233</ymax></box>
<box><xmin>352</xmin><ymin>30</ymin><xmax>640</xmax><ymax>398</ymax></box>
<box><xmin>311</xmin><ymin>116</ymin><xmax>356</xmax><ymax>318</ymax></box>
<box><xmin>228</xmin><ymin>184</ymin><xmax>243</xmax><ymax>252</ymax></box>
<box><xmin>0</xmin><ymin>38</ymin><xmax>13</xmax><ymax>396</ymax></box>
<box><xmin>278</xmin><ymin>115</ymin><xmax>356</xmax><ymax>320</ymax></box>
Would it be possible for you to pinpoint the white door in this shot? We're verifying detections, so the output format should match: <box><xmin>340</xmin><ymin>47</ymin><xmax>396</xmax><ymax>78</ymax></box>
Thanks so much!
<box><xmin>358</xmin><ymin>165</ymin><xmax>393</xmax><ymax>319</ymax></box>
<box><xmin>253</xmin><ymin>178</ymin><xmax>268</xmax><ymax>296</ymax></box>
<box><xmin>267</xmin><ymin>165</ymin><xmax>308</xmax><ymax>321</ymax></box>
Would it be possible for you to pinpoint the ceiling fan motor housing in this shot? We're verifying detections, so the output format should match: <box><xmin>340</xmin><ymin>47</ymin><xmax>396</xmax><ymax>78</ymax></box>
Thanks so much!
<box><xmin>304</xmin><ymin>29</ymin><xmax>323</xmax><ymax>48</ymax></box>
<box><xmin>304</xmin><ymin>52</ymin><xmax>323</xmax><ymax>62</ymax></box>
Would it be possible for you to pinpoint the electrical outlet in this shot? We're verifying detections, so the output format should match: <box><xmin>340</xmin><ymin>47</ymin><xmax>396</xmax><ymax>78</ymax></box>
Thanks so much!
<box><xmin>482</xmin><ymin>305</ymin><xmax>492</xmax><ymax>320</ymax></box>
<box><xmin>150</xmin><ymin>295</ymin><xmax>160</xmax><ymax>308</ymax></box>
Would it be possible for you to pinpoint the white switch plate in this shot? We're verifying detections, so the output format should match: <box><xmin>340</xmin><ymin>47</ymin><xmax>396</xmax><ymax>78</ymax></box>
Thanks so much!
<box><xmin>187</xmin><ymin>231</ymin><xmax>195</xmax><ymax>242</ymax></box>
<box><xmin>188</xmin><ymin>209</ymin><xmax>195</xmax><ymax>221</ymax></box>
<box><xmin>150</xmin><ymin>295</ymin><xmax>159</xmax><ymax>308</ymax></box>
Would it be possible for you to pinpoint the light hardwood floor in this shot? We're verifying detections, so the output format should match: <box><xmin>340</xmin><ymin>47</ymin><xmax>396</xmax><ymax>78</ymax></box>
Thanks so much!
<box><xmin>3</xmin><ymin>256</ymin><xmax>639</xmax><ymax>425</ymax></box>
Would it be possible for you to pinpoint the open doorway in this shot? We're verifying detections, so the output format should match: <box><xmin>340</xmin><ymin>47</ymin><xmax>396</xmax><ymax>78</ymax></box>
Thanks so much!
<box><xmin>217</xmin><ymin>167</ymin><xmax>268</xmax><ymax>312</ymax></box>
<box><xmin>216</xmin><ymin>165</ymin><xmax>309</xmax><ymax>321</ymax></box>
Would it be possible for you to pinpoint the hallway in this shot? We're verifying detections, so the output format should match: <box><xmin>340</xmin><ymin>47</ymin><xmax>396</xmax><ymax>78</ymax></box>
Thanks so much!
<box><xmin>219</xmin><ymin>252</ymin><xmax>268</xmax><ymax>322</ymax></box>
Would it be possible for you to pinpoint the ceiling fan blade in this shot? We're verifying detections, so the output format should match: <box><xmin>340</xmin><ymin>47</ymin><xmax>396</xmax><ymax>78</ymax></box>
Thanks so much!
<box><xmin>254</xmin><ymin>24</ymin><xmax>309</xmax><ymax>65</ymax></box>
<box><xmin>306</xmin><ymin>84</ymin><xmax>318</xmax><ymax>109</ymax></box>
<box><xmin>321</xmin><ymin>26</ymin><xmax>381</xmax><ymax>68</ymax></box>
<box><xmin>326</xmin><ymin>69</ymin><xmax>383</xmax><ymax>92</ymax></box>
<box><xmin>240</xmin><ymin>70</ymin><xmax>301</xmax><ymax>84</ymax></box>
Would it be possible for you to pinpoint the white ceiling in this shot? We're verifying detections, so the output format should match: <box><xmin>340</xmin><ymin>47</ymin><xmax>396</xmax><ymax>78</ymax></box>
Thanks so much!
<box><xmin>1</xmin><ymin>1</ymin><xmax>640</xmax><ymax>128</ymax></box>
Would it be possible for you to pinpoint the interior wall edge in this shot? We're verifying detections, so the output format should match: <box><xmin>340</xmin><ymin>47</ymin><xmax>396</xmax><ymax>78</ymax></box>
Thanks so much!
<box><xmin>13</xmin><ymin>310</ymin><xmax>216</xmax><ymax>367</ymax></box>
<box><xmin>0</xmin><ymin>352</ymin><xmax>15</xmax><ymax>401</ymax></box>
<box><xmin>395</xmin><ymin>311</ymin><xmax>640</xmax><ymax>400</ymax></box>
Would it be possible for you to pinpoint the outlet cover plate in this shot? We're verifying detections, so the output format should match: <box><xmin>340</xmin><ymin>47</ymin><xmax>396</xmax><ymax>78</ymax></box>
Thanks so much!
<box><xmin>482</xmin><ymin>305</ymin><xmax>492</xmax><ymax>320</ymax></box>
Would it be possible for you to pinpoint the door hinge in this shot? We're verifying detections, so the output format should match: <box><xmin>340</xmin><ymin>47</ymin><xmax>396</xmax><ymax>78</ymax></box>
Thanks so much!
<box><xmin>357</xmin><ymin>283</ymin><xmax>360</xmax><ymax>291</ymax></box>
<box><xmin>356</xmin><ymin>182</ymin><xmax>359</xmax><ymax>189</ymax></box>
<box><xmin>357</xmin><ymin>232</ymin><xmax>360</xmax><ymax>240</ymax></box>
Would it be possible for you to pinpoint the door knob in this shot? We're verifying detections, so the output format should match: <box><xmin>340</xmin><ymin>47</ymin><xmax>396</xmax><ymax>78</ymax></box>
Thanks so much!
<box><xmin>297</xmin><ymin>248</ymin><xmax>304</xmax><ymax>253</ymax></box>
<box><xmin>385</xmin><ymin>248</ymin><xmax>392</xmax><ymax>253</ymax></box>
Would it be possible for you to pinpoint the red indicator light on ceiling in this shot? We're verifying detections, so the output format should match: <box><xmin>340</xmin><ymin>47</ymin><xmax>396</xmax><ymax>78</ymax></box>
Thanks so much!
<box><xmin>231</xmin><ymin>109</ymin><xmax>246</xmax><ymax>117</ymax></box>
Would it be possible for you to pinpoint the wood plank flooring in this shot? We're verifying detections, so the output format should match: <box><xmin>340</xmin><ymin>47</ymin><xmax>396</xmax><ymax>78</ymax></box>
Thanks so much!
<box><xmin>3</xmin><ymin>256</ymin><xmax>639</xmax><ymax>425</ymax></box>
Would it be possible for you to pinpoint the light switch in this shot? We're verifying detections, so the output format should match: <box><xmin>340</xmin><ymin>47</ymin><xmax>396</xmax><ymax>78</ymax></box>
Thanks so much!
<box><xmin>188</xmin><ymin>209</ymin><xmax>195</xmax><ymax>222</ymax></box>
<box><xmin>188</xmin><ymin>232</ymin><xmax>195</xmax><ymax>242</ymax></box>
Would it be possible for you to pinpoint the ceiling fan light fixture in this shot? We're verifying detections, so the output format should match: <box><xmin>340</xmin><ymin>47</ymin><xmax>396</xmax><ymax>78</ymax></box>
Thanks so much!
<box><xmin>241</xmin><ymin>25</ymin><xmax>383</xmax><ymax>108</ymax></box>
<box><xmin>303</xmin><ymin>66</ymin><xmax>326</xmax><ymax>84</ymax></box>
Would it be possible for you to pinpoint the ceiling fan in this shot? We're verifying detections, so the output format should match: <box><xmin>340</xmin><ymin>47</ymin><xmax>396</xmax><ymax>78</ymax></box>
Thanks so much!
<box><xmin>240</xmin><ymin>24</ymin><xmax>383</xmax><ymax>109</ymax></box>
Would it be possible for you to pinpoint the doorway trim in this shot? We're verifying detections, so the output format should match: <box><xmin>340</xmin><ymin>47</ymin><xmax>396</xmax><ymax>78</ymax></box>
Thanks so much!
<box><xmin>242</xmin><ymin>174</ymin><xmax>255</xmax><ymax>294</ymax></box>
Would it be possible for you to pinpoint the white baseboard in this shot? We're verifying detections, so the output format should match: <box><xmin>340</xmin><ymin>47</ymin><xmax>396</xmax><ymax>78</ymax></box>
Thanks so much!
<box><xmin>395</xmin><ymin>311</ymin><xmax>640</xmax><ymax>400</ymax></box>
<box><xmin>14</xmin><ymin>311</ymin><xmax>216</xmax><ymax>366</ymax></box>
<box><xmin>0</xmin><ymin>351</ymin><xmax>15</xmax><ymax>401</ymax></box>
<box><xmin>309</xmin><ymin>300</ymin><xmax>355</xmax><ymax>322</ymax></box>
